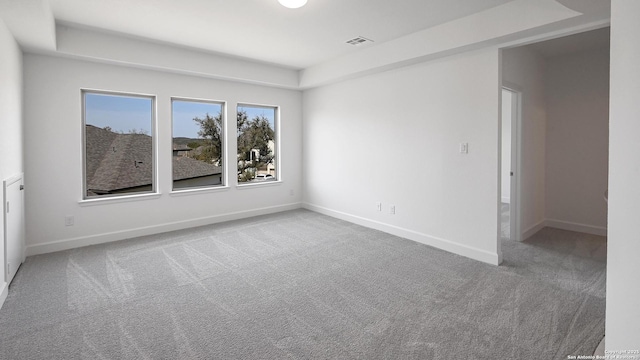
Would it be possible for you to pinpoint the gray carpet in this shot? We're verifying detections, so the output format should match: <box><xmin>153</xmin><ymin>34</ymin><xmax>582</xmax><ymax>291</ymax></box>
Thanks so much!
<box><xmin>0</xmin><ymin>209</ymin><xmax>605</xmax><ymax>359</ymax></box>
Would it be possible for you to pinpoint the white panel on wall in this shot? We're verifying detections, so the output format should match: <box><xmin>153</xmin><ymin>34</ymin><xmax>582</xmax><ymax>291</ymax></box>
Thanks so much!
<box><xmin>3</xmin><ymin>174</ymin><xmax>25</xmax><ymax>284</ymax></box>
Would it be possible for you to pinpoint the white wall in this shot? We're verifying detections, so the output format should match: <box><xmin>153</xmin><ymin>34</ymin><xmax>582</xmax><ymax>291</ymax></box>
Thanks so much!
<box><xmin>606</xmin><ymin>0</ymin><xmax>640</xmax><ymax>350</ymax></box>
<box><xmin>0</xmin><ymin>18</ymin><xmax>23</xmax><ymax>308</ymax></box>
<box><xmin>23</xmin><ymin>54</ymin><xmax>302</xmax><ymax>254</ymax></box>
<box><xmin>545</xmin><ymin>47</ymin><xmax>609</xmax><ymax>233</ymax></box>
<box><xmin>303</xmin><ymin>49</ymin><xmax>501</xmax><ymax>265</ymax></box>
<box><xmin>502</xmin><ymin>46</ymin><xmax>547</xmax><ymax>238</ymax></box>
<box><xmin>56</xmin><ymin>25</ymin><xmax>299</xmax><ymax>89</ymax></box>
<box><xmin>501</xmin><ymin>89</ymin><xmax>512</xmax><ymax>203</ymax></box>
<box><xmin>0</xmin><ymin>20</ymin><xmax>23</xmax><ymax>182</ymax></box>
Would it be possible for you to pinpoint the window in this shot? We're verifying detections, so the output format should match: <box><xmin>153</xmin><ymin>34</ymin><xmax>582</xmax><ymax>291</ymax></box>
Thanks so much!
<box><xmin>237</xmin><ymin>104</ymin><xmax>277</xmax><ymax>183</ymax></box>
<box><xmin>83</xmin><ymin>91</ymin><xmax>155</xmax><ymax>199</ymax></box>
<box><xmin>172</xmin><ymin>99</ymin><xmax>225</xmax><ymax>190</ymax></box>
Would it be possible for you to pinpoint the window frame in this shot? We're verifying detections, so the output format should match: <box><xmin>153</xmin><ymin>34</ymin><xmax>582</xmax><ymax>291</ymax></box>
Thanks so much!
<box><xmin>170</xmin><ymin>97</ymin><xmax>227</xmax><ymax>192</ymax></box>
<box><xmin>81</xmin><ymin>89</ymin><xmax>158</xmax><ymax>201</ymax></box>
<box><xmin>236</xmin><ymin>103</ymin><xmax>280</xmax><ymax>187</ymax></box>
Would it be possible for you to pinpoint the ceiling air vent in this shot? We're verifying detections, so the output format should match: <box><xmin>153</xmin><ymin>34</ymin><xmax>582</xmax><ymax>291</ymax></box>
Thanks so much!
<box><xmin>346</xmin><ymin>36</ymin><xmax>373</xmax><ymax>46</ymax></box>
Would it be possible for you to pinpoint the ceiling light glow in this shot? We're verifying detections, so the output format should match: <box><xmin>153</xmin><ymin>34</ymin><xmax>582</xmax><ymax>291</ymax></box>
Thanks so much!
<box><xmin>278</xmin><ymin>0</ymin><xmax>307</xmax><ymax>9</ymax></box>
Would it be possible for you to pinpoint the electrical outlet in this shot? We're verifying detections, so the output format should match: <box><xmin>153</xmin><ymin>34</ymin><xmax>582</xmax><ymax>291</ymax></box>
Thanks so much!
<box><xmin>376</xmin><ymin>202</ymin><xmax>382</xmax><ymax>212</ymax></box>
<box><xmin>390</xmin><ymin>205</ymin><xmax>396</xmax><ymax>215</ymax></box>
<box><xmin>459</xmin><ymin>142</ymin><xmax>469</xmax><ymax>154</ymax></box>
<box><xmin>65</xmin><ymin>216</ymin><xmax>74</xmax><ymax>226</ymax></box>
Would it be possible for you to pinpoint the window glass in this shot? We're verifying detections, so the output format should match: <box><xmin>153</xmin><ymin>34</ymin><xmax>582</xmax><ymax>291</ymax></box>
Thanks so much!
<box><xmin>83</xmin><ymin>91</ymin><xmax>154</xmax><ymax>198</ymax></box>
<box><xmin>237</xmin><ymin>105</ymin><xmax>277</xmax><ymax>183</ymax></box>
<box><xmin>172</xmin><ymin>99</ymin><xmax>225</xmax><ymax>190</ymax></box>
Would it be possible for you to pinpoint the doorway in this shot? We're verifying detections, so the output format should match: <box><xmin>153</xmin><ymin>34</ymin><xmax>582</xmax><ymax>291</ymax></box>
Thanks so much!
<box><xmin>501</xmin><ymin>87</ymin><xmax>521</xmax><ymax>242</ymax></box>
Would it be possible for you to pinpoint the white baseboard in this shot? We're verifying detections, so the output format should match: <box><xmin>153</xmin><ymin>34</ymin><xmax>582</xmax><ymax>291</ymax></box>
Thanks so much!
<box><xmin>545</xmin><ymin>219</ymin><xmax>607</xmax><ymax>237</ymax></box>
<box><xmin>27</xmin><ymin>202</ymin><xmax>303</xmax><ymax>256</ymax></box>
<box><xmin>303</xmin><ymin>203</ymin><xmax>501</xmax><ymax>266</ymax></box>
<box><xmin>522</xmin><ymin>220</ymin><xmax>546</xmax><ymax>240</ymax></box>
<box><xmin>0</xmin><ymin>281</ymin><xmax>7</xmax><ymax>310</ymax></box>
<box><xmin>522</xmin><ymin>218</ymin><xmax>607</xmax><ymax>240</ymax></box>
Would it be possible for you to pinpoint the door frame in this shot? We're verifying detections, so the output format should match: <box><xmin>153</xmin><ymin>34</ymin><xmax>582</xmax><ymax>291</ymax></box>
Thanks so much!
<box><xmin>501</xmin><ymin>84</ymin><xmax>523</xmax><ymax>242</ymax></box>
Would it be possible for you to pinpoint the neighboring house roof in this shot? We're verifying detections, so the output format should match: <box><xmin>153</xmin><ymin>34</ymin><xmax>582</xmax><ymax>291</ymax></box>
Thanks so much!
<box><xmin>86</xmin><ymin>125</ymin><xmax>153</xmax><ymax>194</ymax></box>
<box><xmin>86</xmin><ymin>125</ymin><xmax>221</xmax><ymax>194</ymax></box>
<box><xmin>172</xmin><ymin>144</ymin><xmax>192</xmax><ymax>156</ymax></box>
<box><xmin>173</xmin><ymin>156</ymin><xmax>222</xmax><ymax>181</ymax></box>
<box><xmin>173</xmin><ymin>145</ymin><xmax>191</xmax><ymax>151</ymax></box>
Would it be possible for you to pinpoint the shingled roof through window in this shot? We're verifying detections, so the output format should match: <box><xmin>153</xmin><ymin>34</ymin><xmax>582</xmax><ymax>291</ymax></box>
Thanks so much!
<box><xmin>86</xmin><ymin>125</ymin><xmax>221</xmax><ymax>194</ymax></box>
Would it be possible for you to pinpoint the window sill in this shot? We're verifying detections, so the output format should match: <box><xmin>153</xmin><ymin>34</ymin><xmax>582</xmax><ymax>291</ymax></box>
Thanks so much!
<box><xmin>236</xmin><ymin>180</ymin><xmax>282</xmax><ymax>190</ymax></box>
<box><xmin>170</xmin><ymin>186</ymin><xmax>230</xmax><ymax>197</ymax></box>
<box><xmin>79</xmin><ymin>192</ymin><xmax>162</xmax><ymax>207</ymax></box>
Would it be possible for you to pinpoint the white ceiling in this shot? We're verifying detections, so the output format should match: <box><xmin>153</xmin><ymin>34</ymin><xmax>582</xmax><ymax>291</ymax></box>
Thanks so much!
<box><xmin>0</xmin><ymin>0</ymin><xmax>611</xmax><ymax>88</ymax></box>
<box><xmin>48</xmin><ymin>0</ymin><xmax>514</xmax><ymax>69</ymax></box>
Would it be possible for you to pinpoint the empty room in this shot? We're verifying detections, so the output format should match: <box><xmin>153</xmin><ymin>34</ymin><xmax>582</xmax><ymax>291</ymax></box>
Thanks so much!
<box><xmin>1</xmin><ymin>0</ymin><xmax>639</xmax><ymax>359</ymax></box>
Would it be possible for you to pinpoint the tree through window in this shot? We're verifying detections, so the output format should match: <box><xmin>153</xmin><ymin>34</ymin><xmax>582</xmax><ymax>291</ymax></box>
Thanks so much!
<box><xmin>237</xmin><ymin>105</ymin><xmax>277</xmax><ymax>183</ymax></box>
<box><xmin>172</xmin><ymin>99</ymin><xmax>225</xmax><ymax>190</ymax></box>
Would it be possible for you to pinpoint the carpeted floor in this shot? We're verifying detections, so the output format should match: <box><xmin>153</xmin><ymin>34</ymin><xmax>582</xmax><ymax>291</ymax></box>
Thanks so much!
<box><xmin>0</xmin><ymin>209</ymin><xmax>605</xmax><ymax>359</ymax></box>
